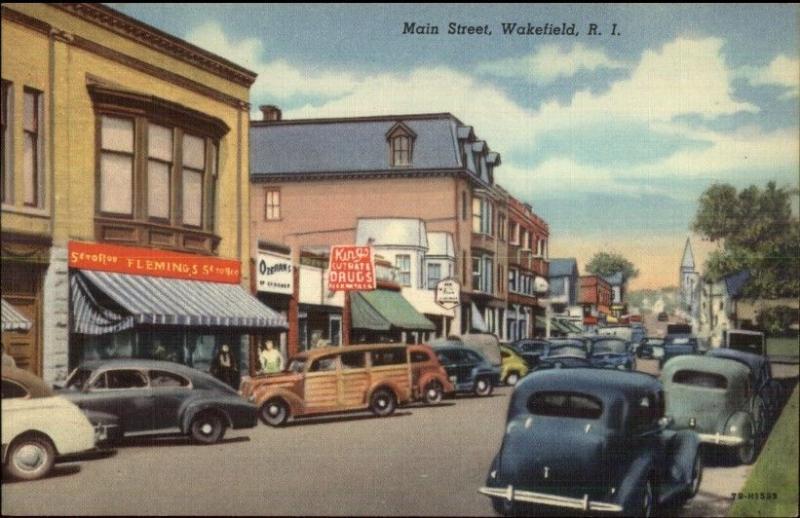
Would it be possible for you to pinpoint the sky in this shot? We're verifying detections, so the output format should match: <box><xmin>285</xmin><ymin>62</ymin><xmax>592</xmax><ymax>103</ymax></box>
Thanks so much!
<box><xmin>110</xmin><ymin>4</ymin><xmax>799</xmax><ymax>290</ymax></box>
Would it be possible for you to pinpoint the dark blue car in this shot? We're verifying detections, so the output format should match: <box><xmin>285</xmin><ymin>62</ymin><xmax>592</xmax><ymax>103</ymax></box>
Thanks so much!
<box><xmin>660</xmin><ymin>335</ymin><xmax>702</xmax><ymax>368</ymax></box>
<box><xmin>480</xmin><ymin>369</ymin><xmax>703</xmax><ymax>516</ymax></box>
<box><xmin>509</xmin><ymin>339</ymin><xmax>550</xmax><ymax>369</ymax></box>
<box><xmin>432</xmin><ymin>344</ymin><xmax>501</xmax><ymax>397</ymax></box>
<box><xmin>535</xmin><ymin>339</ymin><xmax>593</xmax><ymax>370</ymax></box>
<box><xmin>586</xmin><ymin>336</ymin><xmax>636</xmax><ymax>371</ymax></box>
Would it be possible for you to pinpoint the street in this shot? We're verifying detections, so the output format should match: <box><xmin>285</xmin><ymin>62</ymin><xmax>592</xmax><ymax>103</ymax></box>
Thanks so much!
<box><xmin>4</xmin><ymin>378</ymin><xmax>794</xmax><ymax>517</ymax></box>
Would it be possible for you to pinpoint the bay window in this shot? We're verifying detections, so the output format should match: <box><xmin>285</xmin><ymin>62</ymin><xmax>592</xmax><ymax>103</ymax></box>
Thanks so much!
<box><xmin>99</xmin><ymin>116</ymin><xmax>134</xmax><ymax>215</ymax></box>
<box><xmin>396</xmin><ymin>254</ymin><xmax>411</xmax><ymax>287</ymax></box>
<box><xmin>181</xmin><ymin>133</ymin><xmax>205</xmax><ymax>227</ymax></box>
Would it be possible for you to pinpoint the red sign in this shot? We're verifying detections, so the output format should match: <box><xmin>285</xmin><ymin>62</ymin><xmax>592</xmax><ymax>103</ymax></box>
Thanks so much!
<box><xmin>68</xmin><ymin>241</ymin><xmax>241</xmax><ymax>284</ymax></box>
<box><xmin>328</xmin><ymin>246</ymin><xmax>376</xmax><ymax>291</ymax></box>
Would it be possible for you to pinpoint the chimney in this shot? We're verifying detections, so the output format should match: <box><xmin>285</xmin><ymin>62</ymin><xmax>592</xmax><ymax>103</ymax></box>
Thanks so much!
<box><xmin>259</xmin><ymin>105</ymin><xmax>282</xmax><ymax>121</ymax></box>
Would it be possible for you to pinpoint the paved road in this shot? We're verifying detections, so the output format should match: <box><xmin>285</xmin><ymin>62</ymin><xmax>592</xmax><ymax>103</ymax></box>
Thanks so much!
<box><xmin>6</xmin><ymin>377</ymin><xmax>793</xmax><ymax>517</ymax></box>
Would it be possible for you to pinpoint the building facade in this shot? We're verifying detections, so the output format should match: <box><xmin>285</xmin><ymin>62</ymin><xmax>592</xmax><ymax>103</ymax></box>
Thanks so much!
<box><xmin>579</xmin><ymin>275</ymin><xmax>612</xmax><ymax>331</ymax></box>
<box><xmin>1</xmin><ymin>3</ymin><xmax>284</xmax><ymax>382</ymax></box>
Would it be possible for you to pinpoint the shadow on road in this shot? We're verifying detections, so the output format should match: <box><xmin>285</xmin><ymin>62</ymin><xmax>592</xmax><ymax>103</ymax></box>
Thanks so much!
<box><xmin>114</xmin><ymin>435</ymin><xmax>251</xmax><ymax>449</ymax></box>
<box><xmin>1</xmin><ymin>464</ymin><xmax>82</xmax><ymax>485</ymax></box>
<box><xmin>283</xmin><ymin>410</ymin><xmax>413</xmax><ymax>428</ymax></box>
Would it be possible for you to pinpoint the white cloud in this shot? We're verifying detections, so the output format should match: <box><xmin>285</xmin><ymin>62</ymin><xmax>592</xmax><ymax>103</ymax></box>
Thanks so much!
<box><xmin>476</xmin><ymin>43</ymin><xmax>628</xmax><ymax>84</ymax></box>
<box><xmin>736</xmin><ymin>54</ymin><xmax>800</xmax><ymax>98</ymax></box>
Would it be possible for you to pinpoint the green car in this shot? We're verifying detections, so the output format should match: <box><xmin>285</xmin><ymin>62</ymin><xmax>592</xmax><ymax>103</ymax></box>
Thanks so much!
<box><xmin>661</xmin><ymin>355</ymin><xmax>767</xmax><ymax>465</ymax></box>
<box><xmin>499</xmin><ymin>344</ymin><xmax>529</xmax><ymax>386</ymax></box>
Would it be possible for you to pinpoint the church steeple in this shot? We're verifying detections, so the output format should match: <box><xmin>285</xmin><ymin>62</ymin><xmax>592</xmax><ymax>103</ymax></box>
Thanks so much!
<box><xmin>680</xmin><ymin>237</ymin><xmax>695</xmax><ymax>271</ymax></box>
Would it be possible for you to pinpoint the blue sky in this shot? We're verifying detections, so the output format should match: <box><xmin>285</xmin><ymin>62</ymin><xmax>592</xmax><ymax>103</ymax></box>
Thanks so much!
<box><xmin>111</xmin><ymin>4</ymin><xmax>799</xmax><ymax>288</ymax></box>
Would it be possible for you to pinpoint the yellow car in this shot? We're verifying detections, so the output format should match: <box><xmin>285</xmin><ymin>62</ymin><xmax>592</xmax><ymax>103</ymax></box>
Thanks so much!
<box><xmin>499</xmin><ymin>345</ymin><xmax>529</xmax><ymax>386</ymax></box>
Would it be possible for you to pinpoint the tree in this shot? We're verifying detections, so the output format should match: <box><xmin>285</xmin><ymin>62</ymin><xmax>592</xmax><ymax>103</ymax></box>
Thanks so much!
<box><xmin>692</xmin><ymin>182</ymin><xmax>800</xmax><ymax>298</ymax></box>
<box><xmin>585</xmin><ymin>251</ymin><xmax>639</xmax><ymax>281</ymax></box>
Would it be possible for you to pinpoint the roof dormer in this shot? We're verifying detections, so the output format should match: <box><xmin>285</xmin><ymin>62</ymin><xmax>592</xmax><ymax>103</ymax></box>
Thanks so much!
<box><xmin>386</xmin><ymin>121</ymin><xmax>417</xmax><ymax>167</ymax></box>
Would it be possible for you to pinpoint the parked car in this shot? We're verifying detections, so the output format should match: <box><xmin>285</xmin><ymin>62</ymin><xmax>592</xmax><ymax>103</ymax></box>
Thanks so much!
<box><xmin>2</xmin><ymin>365</ymin><xmax>97</xmax><ymax>480</ymax></box>
<box><xmin>535</xmin><ymin>339</ymin><xmax>593</xmax><ymax>370</ymax></box>
<box><xmin>455</xmin><ymin>333</ymin><xmax>503</xmax><ymax>369</ymax></box>
<box><xmin>60</xmin><ymin>359</ymin><xmax>257</xmax><ymax>444</ymax></box>
<box><xmin>637</xmin><ymin>337</ymin><xmax>665</xmax><ymax>359</ymax></box>
<box><xmin>706</xmin><ymin>348</ymin><xmax>782</xmax><ymax>426</ymax></box>
<box><xmin>499</xmin><ymin>345</ymin><xmax>529</xmax><ymax>386</ymax></box>
<box><xmin>408</xmin><ymin>344</ymin><xmax>455</xmax><ymax>404</ymax></box>
<box><xmin>661</xmin><ymin>355</ymin><xmax>766</xmax><ymax>464</ymax></box>
<box><xmin>659</xmin><ymin>335</ymin><xmax>701</xmax><ymax>368</ymax></box>
<box><xmin>431</xmin><ymin>344</ymin><xmax>501</xmax><ymax>397</ymax></box>
<box><xmin>585</xmin><ymin>336</ymin><xmax>636</xmax><ymax>371</ymax></box>
<box><xmin>597</xmin><ymin>325</ymin><xmax>633</xmax><ymax>342</ymax></box>
<box><xmin>479</xmin><ymin>369</ymin><xmax>703</xmax><ymax>516</ymax></box>
<box><xmin>240</xmin><ymin>344</ymin><xmax>412</xmax><ymax>426</ymax></box>
<box><xmin>509</xmin><ymin>339</ymin><xmax>550</xmax><ymax>369</ymax></box>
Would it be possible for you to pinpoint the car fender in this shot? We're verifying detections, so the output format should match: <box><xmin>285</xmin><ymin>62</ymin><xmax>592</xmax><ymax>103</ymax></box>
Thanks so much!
<box><xmin>722</xmin><ymin>411</ymin><xmax>754</xmax><ymax>442</ymax></box>
<box><xmin>179</xmin><ymin>399</ymin><xmax>234</xmax><ymax>433</ymax></box>
<box><xmin>253</xmin><ymin>386</ymin><xmax>305</xmax><ymax>416</ymax></box>
<box><xmin>668</xmin><ymin>430</ymin><xmax>701</xmax><ymax>485</ymax></box>
<box><xmin>615</xmin><ymin>452</ymin><xmax>656</xmax><ymax>508</ymax></box>
<box><xmin>418</xmin><ymin>372</ymin><xmax>452</xmax><ymax>394</ymax></box>
<box><xmin>366</xmin><ymin>380</ymin><xmax>405</xmax><ymax>404</ymax></box>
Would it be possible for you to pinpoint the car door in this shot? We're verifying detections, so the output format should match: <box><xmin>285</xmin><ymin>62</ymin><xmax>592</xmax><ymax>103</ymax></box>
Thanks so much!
<box><xmin>148</xmin><ymin>369</ymin><xmax>192</xmax><ymax>432</ymax></box>
<box><xmin>85</xmin><ymin>369</ymin><xmax>154</xmax><ymax>434</ymax></box>
<box><xmin>435</xmin><ymin>349</ymin><xmax>464</xmax><ymax>387</ymax></box>
<box><xmin>338</xmin><ymin>351</ymin><xmax>368</xmax><ymax>409</ymax></box>
<box><xmin>304</xmin><ymin>354</ymin><xmax>340</xmax><ymax>412</ymax></box>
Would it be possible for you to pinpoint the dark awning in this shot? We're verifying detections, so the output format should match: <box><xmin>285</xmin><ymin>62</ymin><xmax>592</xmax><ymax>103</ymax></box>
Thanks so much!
<box><xmin>351</xmin><ymin>290</ymin><xmax>435</xmax><ymax>331</ymax></box>
<box><xmin>2</xmin><ymin>298</ymin><xmax>32</xmax><ymax>332</ymax></box>
<box><xmin>71</xmin><ymin>270</ymin><xmax>287</xmax><ymax>335</ymax></box>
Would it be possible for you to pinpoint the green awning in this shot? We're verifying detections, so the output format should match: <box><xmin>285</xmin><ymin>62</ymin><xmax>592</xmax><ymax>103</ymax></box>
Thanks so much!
<box><xmin>558</xmin><ymin>319</ymin><xmax>583</xmax><ymax>334</ymax></box>
<box><xmin>550</xmin><ymin>319</ymin><xmax>571</xmax><ymax>334</ymax></box>
<box><xmin>351</xmin><ymin>290</ymin><xmax>435</xmax><ymax>331</ymax></box>
<box><xmin>534</xmin><ymin>315</ymin><xmax>547</xmax><ymax>330</ymax></box>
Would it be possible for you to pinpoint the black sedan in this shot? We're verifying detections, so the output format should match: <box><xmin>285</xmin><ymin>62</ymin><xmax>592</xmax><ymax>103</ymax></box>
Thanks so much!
<box><xmin>59</xmin><ymin>359</ymin><xmax>257</xmax><ymax>444</ymax></box>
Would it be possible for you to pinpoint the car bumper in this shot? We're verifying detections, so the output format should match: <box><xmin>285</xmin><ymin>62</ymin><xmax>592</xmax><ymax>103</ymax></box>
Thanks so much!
<box><xmin>93</xmin><ymin>422</ymin><xmax>120</xmax><ymax>443</ymax></box>
<box><xmin>478</xmin><ymin>485</ymin><xmax>623</xmax><ymax>513</ymax></box>
<box><xmin>697</xmin><ymin>432</ymin><xmax>745</xmax><ymax>446</ymax></box>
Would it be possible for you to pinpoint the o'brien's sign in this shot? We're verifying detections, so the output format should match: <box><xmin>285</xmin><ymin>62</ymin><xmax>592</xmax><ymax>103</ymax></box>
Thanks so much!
<box><xmin>328</xmin><ymin>245</ymin><xmax>376</xmax><ymax>291</ymax></box>
<box><xmin>435</xmin><ymin>278</ymin><xmax>461</xmax><ymax>310</ymax></box>
<box><xmin>68</xmin><ymin>241</ymin><xmax>241</xmax><ymax>284</ymax></box>
<box><xmin>257</xmin><ymin>251</ymin><xmax>293</xmax><ymax>295</ymax></box>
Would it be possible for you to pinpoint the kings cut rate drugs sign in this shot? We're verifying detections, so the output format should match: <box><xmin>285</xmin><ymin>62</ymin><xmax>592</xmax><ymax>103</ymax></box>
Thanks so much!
<box><xmin>328</xmin><ymin>245</ymin><xmax>376</xmax><ymax>291</ymax></box>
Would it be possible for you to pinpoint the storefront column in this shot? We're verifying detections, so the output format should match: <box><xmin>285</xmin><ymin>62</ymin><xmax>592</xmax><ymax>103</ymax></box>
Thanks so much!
<box><xmin>342</xmin><ymin>291</ymin><xmax>351</xmax><ymax>345</ymax></box>
<box><xmin>42</xmin><ymin>246</ymin><xmax>70</xmax><ymax>384</ymax></box>
<box><xmin>287</xmin><ymin>251</ymin><xmax>300</xmax><ymax>357</ymax></box>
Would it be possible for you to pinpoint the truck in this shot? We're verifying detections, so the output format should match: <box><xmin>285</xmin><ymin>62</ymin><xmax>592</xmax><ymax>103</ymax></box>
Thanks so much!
<box><xmin>722</xmin><ymin>329</ymin><xmax>766</xmax><ymax>356</ymax></box>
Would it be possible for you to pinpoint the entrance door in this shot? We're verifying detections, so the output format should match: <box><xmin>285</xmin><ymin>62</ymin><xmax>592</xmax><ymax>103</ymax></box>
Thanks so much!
<box><xmin>1</xmin><ymin>262</ymin><xmax>44</xmax><ymax>375</ymax></box>
<box><xmin>329</xmin><ymin>315</ymin><xmax>342</xmax><ymax>346</ymax></box>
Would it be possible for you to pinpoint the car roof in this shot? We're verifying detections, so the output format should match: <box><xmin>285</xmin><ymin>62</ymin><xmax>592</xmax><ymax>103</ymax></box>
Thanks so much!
<box><xmin>662</xmin><ymin>355</ymin><xmax>751</xmax><ymax>380</ymax></box>
<box><xmin>293</xmin><ymin>343</ymin><xmax>407</xmax><ymax>361</ymax></box>
<box><xmin>706</xmin><ymin>348</ymin><xmax>768</xmax><ymax>372</ymax></box>
<box><xmin>76</xmin><ymin>358</ymin><xmax>202</xmax><ymax>375</ymax></box>
<box><xmin>517</xmin><ymin>368</ymin><xmax>661</xmax><ymax>405</ymax></box>
<box><xmin>1</xmin><ymin>365</ymin><xmax>53</xmax><ymax>398</ymax></box>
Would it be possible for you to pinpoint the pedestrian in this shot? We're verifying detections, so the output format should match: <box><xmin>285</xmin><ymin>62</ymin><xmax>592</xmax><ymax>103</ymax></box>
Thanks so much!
<box><xmin>259</xmin><ymin>339</ymin><xmax>284</xmax><ymax>374</ymax></box>
<box><xmin>210</xmin><ymin>343</ymin><xmax>239</xmax><ymax>389</ymax></box>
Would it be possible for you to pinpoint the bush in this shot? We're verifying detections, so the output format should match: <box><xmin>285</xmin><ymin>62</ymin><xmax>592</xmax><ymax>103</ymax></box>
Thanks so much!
<box><xmin>757</xmin><ymin>306</ymin><xmax>799</xmax><ymax>337</ymax></box>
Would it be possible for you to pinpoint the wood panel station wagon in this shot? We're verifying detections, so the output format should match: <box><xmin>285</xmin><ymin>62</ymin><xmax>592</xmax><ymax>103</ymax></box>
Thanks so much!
<box><xmin>240</xmin><ymin>344</ymin><xmax>413</xmax><ymax>426</ymax></box>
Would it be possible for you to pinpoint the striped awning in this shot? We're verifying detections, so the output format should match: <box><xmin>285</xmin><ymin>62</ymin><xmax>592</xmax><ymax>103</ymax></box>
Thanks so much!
<box><xmin>2</xmin><ymin>298</ymin><xmax>32</xmax><ymax>332</ymax></box>
<box><xmin>71</xmin><ymin>270</ymin><xmax>287</xmax><ymax>335</ymax></box>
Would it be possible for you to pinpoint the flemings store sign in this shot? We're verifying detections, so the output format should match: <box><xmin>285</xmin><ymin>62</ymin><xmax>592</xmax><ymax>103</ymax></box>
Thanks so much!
<box><xmin>68</xmin><ymin>241</ymin><xmax>241</xmax><ymax>284</ymax></box>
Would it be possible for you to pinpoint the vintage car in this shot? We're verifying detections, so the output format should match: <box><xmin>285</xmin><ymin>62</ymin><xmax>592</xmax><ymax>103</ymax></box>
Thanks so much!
<box><xmin>509</xmin><ymin>339</ymin><xmax>550</xmax><ymax>369</ymax></box>
<box><xmin>499</xmin><ymin>345</ymin><xmax>529</xmax><ymax>386</ymax></box>
<box><xmin>637</xmin><ymin>337</ymin><xmax>665</xmax><ymax>359</ymax></box>
<box><xmin>2</xmin><ymin>365</ymin><xmax>97</xmax><ymax>480</ymax></box>
<box><xmin>240</xmin><ymin>344</ymin><xmax>413</xmax><ymax>426</ymax></box>
<box><xmin>659</xmin><ymin>335</ymin><xmax>701</xmax><ymax>368</ymax></box>
<box><xmin>480</xmin><ymin>369</ymin><xmax>702</xmax><ymax>516</ymax></box>
<box><xmin>585</xmin><ymin>336</ymin><xmax>636</xmax><ymax>371</ymax></box>
<box><xmin>60</xmin><ymin>359</ymin><xmax>257</xmax><ymax>444</ymax></box>
<box><xmin>661</xmin><ymin>355</ymin><xmax>766</xmax><ymax>464</ymax></box>
<box><xmin>432</xmin><ymin>344</ymin><xmax>501</xmax><ymax>397</ymax></box>
<box><xmin>706</xmin><ymin>348</ymin><xmax>782</xmax><ymax>427</ymax></box>
<box><xmin>535</xmin><ymin>339</ymin><xmax>593</xmax><ymax>370</ymax></box>
<box><xmin>408</xmin><ymin>344</ymin><xmax>455</xmax><ymax>404</ymax></box>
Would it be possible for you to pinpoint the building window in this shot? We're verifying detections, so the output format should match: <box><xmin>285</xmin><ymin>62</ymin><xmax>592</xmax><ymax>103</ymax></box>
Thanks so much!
<box><xmin>182</xmin><ymin>133</ymin><xmax>205</xmax><ymax>227</ymax></box>
<box><xmin>391</xmin><ymin>135</ymin><xmax>411</xmax><ymax>166</ymax></box>
<box><xmin>208</xmin><ymin>143</ymin><xmax>218</xmax><ymax>230</ymax></box>
<box><xmin>521</xmin><ymin>230</ymin><xmax>530</xmax><ymax>250</ymax></box>
<box><xmin>427</xmin><ymin>263</ymin><xmax>441</xmax><ymax>290</ymax></box>
<box><xmin>472</xmin><ymin>197</ymin><xmax>494</xmax><ymax>235</ymax></box>
<box><xmin>462</xmin><ymin>251</ymin><xmax>467</xmax><ymax>285</ymax></box>
<box><xmin>147</xmin><ymin>124</ymin><xmax>172</xmax><ymax>220</ymax></box>
<box><xmin>23</xmin><ymin>88</ymin><xmax>43</xmax><ymax>208</ymax></box>
<box><xmin>510</xmin><ymin>222</ymin><xmax>519</xmax><ymax>245</ymax></box>
<box><xmin>509</xmin><ymin>268</ymin><xmax>518</xmax><ymax>293</ymax></box>
<box><xmin>1</xmin><ymin>80</ymin><xmax>11</xmax><ymax>204</ymax></box>
<box><xmin>472</xmin><ymin>197</ymin><xmax>481</xmax><ymax>233</ymax></box>
<box><xmin>497</xmin><ymin>213</ymin><xmax>506</xmax><ymax>241</ymax></box>
<box><xmin>462</xmin><ymin>191</ymin><xmax>468</xmax><ymax>220</ymax></box>
<box><xmin>472</xmin><ymin>257</ymin><xmax>481</xmax><ymax>291</ymax></box>
<box><xmin>396</xmin><ymin>254</ymin><xmax>411</xmax><ymax>287</ymax></box>
<box><xmin>265</xmin><ymin>188</ymin><xmax>281</xmax><ymax>220</ymax></box>
<box><xmin>99</xmin><ymin>115</ymin><xmax>134</xmax><ymax>215</ymax></box>
<box><xmin>498</xmin><ymin>264</ymin><xmax>504</xmax><ymax>294</ymax></box>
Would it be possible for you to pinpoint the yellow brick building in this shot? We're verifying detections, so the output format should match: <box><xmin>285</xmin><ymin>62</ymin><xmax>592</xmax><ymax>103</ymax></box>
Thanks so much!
<box><xmin>1</xmin><ymin>4</ymin><xmax>283</xmax><ymax>382</ymax></box>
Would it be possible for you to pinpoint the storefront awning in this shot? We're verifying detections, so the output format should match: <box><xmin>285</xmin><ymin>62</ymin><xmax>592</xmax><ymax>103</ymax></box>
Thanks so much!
<box><xmin>534</xmin><ymin>315</ymin><xmax>547</xmax><ymax>330</ymax></box>
<box><xmin>470</xmin><ymin>302</ymin><xmax>488</xmax><ymax>332</ymax></box>
<box><xmin>556</xmin><ymin>319</ymin><xmax>583</xmax><ymax>334</ymax></box>
<box><xmin>550</xmin><ymin>319</ymin><xmax>571</xmax><ymax>334</ymax></box>
<box><xmin>71</xmin><ymin>270</ymin><xmax>287</xmax><ymax>335</ymax></box>
<box><xmin>2</xmin><ymin>298</ymin><xmax>32</xmax><ymax>332</ymax></box>
<box><xmin>351</xmin><ymin>290</ymin><xmax>435</xmax><ymax>331</ymax></box>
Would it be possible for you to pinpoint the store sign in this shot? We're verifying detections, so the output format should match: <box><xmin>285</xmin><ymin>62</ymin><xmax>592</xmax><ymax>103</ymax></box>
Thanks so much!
<box><xmin>68</xmin><ymin>241</ymin><xmax>241</xmax><ymax>284</ymax></box>
<box><xmin>257</xmin><ymin>252</ymin><xmax>293</xmax><ymax>294</ymax></box>
<box><xmin>435</xmin><ymin>278</ymin><xmax>461</xmax><ymax>310</ymax></box>
<box><xmin>328</xmin><ymin>245</ymin><xmax>375</xmax><ymax>291</ymax></box>
<box><xmin>534</xmin><ymin>276</ymin><xmax>549</xmax><ymax>294</ymax></box>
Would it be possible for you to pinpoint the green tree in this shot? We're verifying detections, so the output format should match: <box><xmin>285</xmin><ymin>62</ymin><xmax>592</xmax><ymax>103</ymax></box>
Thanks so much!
<box><xmin>692</xmin><ymin>182</ymin><xmax>800</xmax><ymax>298</ymax></box>
<box><xmin>585</xmin><ymin>251</ymin><xmax>639</xmax><ymax>281</ymax></box>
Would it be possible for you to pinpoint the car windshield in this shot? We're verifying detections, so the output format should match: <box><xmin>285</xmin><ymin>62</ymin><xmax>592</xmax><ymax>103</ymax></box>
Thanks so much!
<box><xmin>546</xmin><ymin>345</ymin><xmax>587</xmax><ymax>359</ymax></box>
<box><xmin>64</xmin><ymin>367</ymin><xmax>93</xmax><ymax>390</ymax></box>
<box><xmin>592</xmin><ymin>340</ymin><xmax>628</xmax><ymax>354</ymax></box>
<box><xmin>287</xmin><ymin>358</ymin><xmax>306</xmax><ymax>374</ymax></box>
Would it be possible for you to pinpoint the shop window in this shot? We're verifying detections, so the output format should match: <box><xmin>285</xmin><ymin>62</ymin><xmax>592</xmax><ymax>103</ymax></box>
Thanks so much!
<box><xmin>427</xmin><ymin>263</ymin><xmax>441</xmax><ymax>290</ymax></box>
<box><xmin>396</xmin><ymin>254</ymin><xmax>411</xmax><ymax>287</ymax></box>
<box><xmin>23</xmin><ymin>88</ymin><xmax>43</xmax><ymax>208</ymax></box>
<box><xmin>1</xmin><ymin>80</ymin><xmax>11</xmax><ymax>204</ymax></box>
<box><xmin>265</xmin><ymin>188</ymin><xmax>281</xmax><ymax>220</ymax></box>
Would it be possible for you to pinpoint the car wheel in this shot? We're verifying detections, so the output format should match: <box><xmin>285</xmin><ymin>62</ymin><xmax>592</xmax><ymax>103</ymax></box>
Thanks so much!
<box><xmin>504</xmin><ymin>372</ymin><xmax>520</xmax><ymax>386</ymax></box>
<box><xmin>4</xmin><ymin>436</ymin><xmax>55</xmax><ymax>481</ymax></box>
<box><xmin>625</xmin><ymin>478</ymin><xmax>655</xmax><ymax>518</ymax></box>
<box><xmin>684</xmin><ymin>453</ymin><xmax>703</xmax><ymax>500</ymax></box>
<box><xmin>190</xmin><ymin>412</ymin><xmax>226</xmax><ymax>444</ymax></box>
<box><xmin>752</xmin><ymin>396</ymin><xmax>768</xmax><ymax>447</ymax></box>
<box><xmin>259</xmin><ymin>398</ymin><xmax>290</xmax><ymax>427</ymax></box>
<box><xmin>735</xmin><ymin>421</ymin><xmax>757</xmax><ymax>465</ymax></box>
<box><xmin>474</xmin><ymin>377</ymin><xmax>493</xmax><ymax>397</ymax></box>
<box><xmin>369</xmin><ymin>389</ymin><xmax>396</xmax><ymax>417</ymax></box>
<box><xmin>423</xmin><ymin>381</ymin><xmax>444</xmax><ymax>405</ymax></box>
